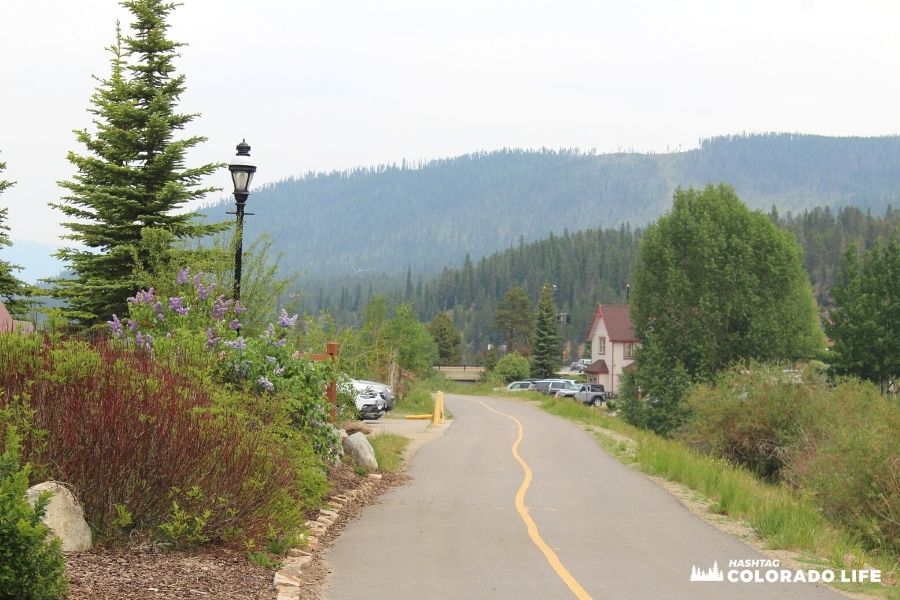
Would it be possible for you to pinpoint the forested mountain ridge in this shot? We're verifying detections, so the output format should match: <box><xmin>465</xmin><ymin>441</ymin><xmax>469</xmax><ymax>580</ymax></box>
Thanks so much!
<box><xmin>301</xmin><ymin>206</ymin><xmax>900</xmax><ymax>362</ymax></box>
<box><xmin>203</xmin><ymin>133</ymin><xmax>900</xmax><ymax>280</ymax></box>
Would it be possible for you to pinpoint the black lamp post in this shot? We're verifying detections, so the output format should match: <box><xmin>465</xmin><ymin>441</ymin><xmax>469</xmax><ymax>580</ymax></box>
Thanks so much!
<box><xmin>228</xmin><ymin>140</ymin><xmax>257</xmax><ymax>301</ymax></box>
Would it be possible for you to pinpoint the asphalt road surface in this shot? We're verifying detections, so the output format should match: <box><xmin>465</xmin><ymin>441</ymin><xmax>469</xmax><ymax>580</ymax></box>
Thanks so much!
<box><xmin>324</xmin><ymin>393</ymin><xmax>847</xmax><ymax>599</ymax></box>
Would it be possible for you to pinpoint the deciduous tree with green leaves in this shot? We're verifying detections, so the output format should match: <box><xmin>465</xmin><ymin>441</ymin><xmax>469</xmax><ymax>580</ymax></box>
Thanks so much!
<box><xmin>825</xmin><ymin>240</ymin><xmax>900</xmax><ymax>392</ymax></box>
<box><xmin>530</xmin><ymin>284</ymin><xmax>561</xmax><ymax>378</ymax></box>
<box><xmin>626</xmin><ymin>184</ymin><xmax>823</xmax><ymax>434</ymax></box>
<box><xmin>52</xmin><ymin>2</ymin><xmax>225</xmax><ymax>324</ymax></box>
<box><xmin>0</xmin><ymin>157</ymin><xmax>32</xmax><ymax>316</ymax></box>
<box><xmin>428</xmin><ymin>312</ymin><xmax>462</xmax><ymax>364</ymax></box>
<box><xmin>495</xmin><ymin>286</ymin><xmax>533</xmax><ymax>352</ymax></box>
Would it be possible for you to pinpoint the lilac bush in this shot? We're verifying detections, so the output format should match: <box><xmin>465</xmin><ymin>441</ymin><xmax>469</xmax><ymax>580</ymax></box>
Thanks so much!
<box><xmin>109</xmin><ymin>267</ymin><xmax>339</xmax><ymax>460</ymax></box>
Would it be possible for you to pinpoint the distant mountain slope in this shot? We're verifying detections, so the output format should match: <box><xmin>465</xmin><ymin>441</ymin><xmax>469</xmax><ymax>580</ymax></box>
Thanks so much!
<box><xmin>202</xmin><ymin>133</ymin><xmax>900</xmax><ymax>278</ymax></box>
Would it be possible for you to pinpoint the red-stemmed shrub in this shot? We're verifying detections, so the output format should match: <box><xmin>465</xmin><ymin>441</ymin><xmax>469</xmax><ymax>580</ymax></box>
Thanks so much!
<box><xmin>0</xmin><ymin>335</ymin><xmax>302</xmax><ymax>544</ymax></box>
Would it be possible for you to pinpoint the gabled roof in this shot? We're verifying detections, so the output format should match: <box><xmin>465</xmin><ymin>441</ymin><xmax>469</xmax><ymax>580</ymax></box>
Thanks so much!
<box><xmin>585</xmin><ymin>359</ymin><xmax>609</xmax><ymax>374</ymax></box>
<box><xmin>585</xmin><ymin>304</ymin><xmax>637</xmax><ymax>343</ymax></box>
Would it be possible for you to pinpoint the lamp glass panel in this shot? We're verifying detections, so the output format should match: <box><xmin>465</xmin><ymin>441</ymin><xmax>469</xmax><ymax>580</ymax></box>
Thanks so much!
<box><xmin>232</xmin><ymin>170</ymin><xmax>250</xmax><ymax>193</ymax></box>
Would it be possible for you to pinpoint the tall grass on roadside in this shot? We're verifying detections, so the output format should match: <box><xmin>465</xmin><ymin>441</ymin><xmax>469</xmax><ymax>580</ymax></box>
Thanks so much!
<box><xmin>369</xmin><ymin>433</ymin><xmax>410</xmax><ymax>473</ymax></box>
<box><xmin>390</xmin><ymin>386</ymin><xmax>435</xmax><ymax>416</ymax></box>
<box><xmin>516</xmin><ymin>395</ymin><xmax>897</xmax><ymax>594</ymax></box>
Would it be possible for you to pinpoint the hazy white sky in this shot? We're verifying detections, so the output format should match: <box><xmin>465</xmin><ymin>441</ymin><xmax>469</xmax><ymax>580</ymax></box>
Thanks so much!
<box><xmin>2</xmin><ymin>0</ymin><xmax>899</xmax><ymax>246</ymax></box>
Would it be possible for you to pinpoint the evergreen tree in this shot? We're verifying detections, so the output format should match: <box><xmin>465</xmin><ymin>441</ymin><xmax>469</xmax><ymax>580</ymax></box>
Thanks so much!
<box><xmin>530</xmin><ymin>284</ymin><xmax>561</xmax><ymax>378</ymax></box>
<box><xmin>428</xmin><ymin>312</ymin><xmax>462</xmax><ymax>364</ymax></box>
<box><xmin>52</xmin><ymin>5</ymin><xmax>224</xmax><ymax>324</ymax></box>
<box><xmin>0</xmin><ymin>157</ymin><xmax>32</xmax><ymax>316</ymax></box>
<box><xmin>826</xmin><ymin>241</ymin><xmax>900</xmax><ymax>391</ymax></box>
<box><xmin>495</xmin><ymin>286</ymin><xmax>534</xmax><ymax>352</ymax></box>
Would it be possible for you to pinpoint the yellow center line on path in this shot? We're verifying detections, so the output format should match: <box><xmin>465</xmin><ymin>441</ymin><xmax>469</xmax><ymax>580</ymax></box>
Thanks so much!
<box><xmin>473</xmin><ymin>398</ymin><xmax>594</xmax><ymax>600</ymax></box>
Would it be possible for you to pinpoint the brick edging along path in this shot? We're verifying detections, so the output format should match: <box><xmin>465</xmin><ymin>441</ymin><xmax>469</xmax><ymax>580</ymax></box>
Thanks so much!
<box><xmin>272</xmin><ymin>473</ymin><xmax>383</xmax><ymax>600</ymax></box>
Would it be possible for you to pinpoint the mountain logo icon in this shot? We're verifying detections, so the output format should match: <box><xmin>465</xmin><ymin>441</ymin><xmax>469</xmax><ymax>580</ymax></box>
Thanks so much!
<box><xmin>691</xmin><ymin>561</ymin><xmax>724</xmax><ymax>582</ymax></box>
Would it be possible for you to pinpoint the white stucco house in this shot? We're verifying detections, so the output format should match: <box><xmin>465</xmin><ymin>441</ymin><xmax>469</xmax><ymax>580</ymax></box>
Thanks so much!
<box><xmin>584</xmin><ymin>304</ymin><xmax>638</xmax><ymax>395</ymax></box>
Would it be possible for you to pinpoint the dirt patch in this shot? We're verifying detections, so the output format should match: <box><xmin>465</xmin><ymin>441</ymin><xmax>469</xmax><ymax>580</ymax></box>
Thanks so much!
<box><xmin>64</xmin><ymin>547</ymin><xmax>273</xmax><ymax>600</ymax></box>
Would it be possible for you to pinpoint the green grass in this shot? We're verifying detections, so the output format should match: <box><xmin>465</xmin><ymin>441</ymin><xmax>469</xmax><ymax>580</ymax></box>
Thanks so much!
<box><xmin>389</xmin><ymin>387</ymin><xmax>435</xmax><ymax>417</ymax></box>
<box><xmin>428</xmin><ymin>386</ymin><xmax>899</xmax><ymax>597</ymax></box>
<box><xmin>369</xmin><ymin>433</ymin><xmax>411</xmax><ymax>473</ymax></box>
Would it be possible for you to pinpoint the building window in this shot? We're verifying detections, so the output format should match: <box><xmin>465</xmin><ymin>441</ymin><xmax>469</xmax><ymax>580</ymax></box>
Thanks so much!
<box><xmin>596</xmin><ymin>336</ymin><xmax>606</xmax><ymax>355</ymax></box>
<box><xmin>624</xmin><ymin>343</ymin><xmax>634</xmax><ymax>359</ymax></box>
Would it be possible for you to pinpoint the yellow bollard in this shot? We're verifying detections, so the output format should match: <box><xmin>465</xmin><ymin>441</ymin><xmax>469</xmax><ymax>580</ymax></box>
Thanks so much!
<box><xmin>432</xmin><ymin>391</ymin><xmax>444</xmax><ymax>426</ymax></box>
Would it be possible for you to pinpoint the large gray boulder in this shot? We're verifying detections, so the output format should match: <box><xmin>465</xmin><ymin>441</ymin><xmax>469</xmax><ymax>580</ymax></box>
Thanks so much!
<box><xmin>341</xmin><ymin>432</ymin><xmax>378</xmax><ymax>471</ymax></box>
<box><xmin>26</xmin><ymin>482</ymin><xmax>92</xmax><ymax>551</ymax></box>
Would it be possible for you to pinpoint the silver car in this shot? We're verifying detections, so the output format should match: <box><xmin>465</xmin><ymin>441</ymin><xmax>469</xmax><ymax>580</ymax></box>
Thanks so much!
<box><xmin>355</xmin><ymin>379</ymin><xmax>396</xmax><ymax>411</ymax></box>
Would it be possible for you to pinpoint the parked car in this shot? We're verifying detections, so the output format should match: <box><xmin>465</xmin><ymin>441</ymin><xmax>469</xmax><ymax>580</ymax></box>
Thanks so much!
<box><xmin>505</xmin><ymin>381</ymin><xmax>533</xmax><ymax>392</ymax></box>
<box><xmin>531</xmin><ymin>379</ymin><xmax>579</xmax><ymax>396</ymax></box>
<box><xmin>355</xmin><ymin>379</ymin><xmax>396</xmax><ymax>411</ymax></box>
<box><xmin>350</xmin><ymin>380</ymin><xmax>387</xmax><ymax>419</ymax></box>
<box><xmin>569</xmin><ymin>358</ymin><xmax>593</xmax><ymax>372</ymax></box>
<box><xmin>569</xmin><ymin>383</ymin><xmax>606</xmax><ymax>406</ymax></box>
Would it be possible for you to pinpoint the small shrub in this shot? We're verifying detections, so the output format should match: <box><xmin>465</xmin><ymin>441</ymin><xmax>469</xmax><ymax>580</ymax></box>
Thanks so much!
<box><xmin>786</xmin><ymin>380</ymin><xmax>900</xmax><ymax>554</ymax></box>
<box><xmin>247</xmin><ymin>550</ymin><xmax>281</xmax><ymax>570</ymax></box>
<box><xmin>491</xmin><ymin>352</ymin><xmax>531</xmax><ymax>384</ymax></box>
<box><xmin>0</xmin><ymin>427</ymin><xmax>67</xmax><ymax>600</ymax></box>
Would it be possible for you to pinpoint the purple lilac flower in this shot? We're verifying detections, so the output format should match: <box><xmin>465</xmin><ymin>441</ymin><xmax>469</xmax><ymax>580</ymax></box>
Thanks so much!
<box><xmin>278</xmin><ymin>309</ymin><xmax>298</xmax><ymax>328</ymax></box>
<box><xmin>128</xmin><ymin>319</ymin><xmax>137</xmax><ymax>331</ymax></box>
<box><xmin>177</xmin><ymin>267</ymin><xmax>190</xmax><ymax>285</ymax></box>
<box><xmin>135</xmin><ymin>331</ymin><xmax>144</xmax><ymax>346</ymax></box>
<box><xmin>274</xmin><ymin>365</ymin><xmax>285</xmax><ymax>376</ymax></box>
<box><xmin>107</xmin><ymin>314</ymin><xmax>124</xmax><ymax>337</ymax></box>
<box><xmin>205</xmin><ymin>328</ymin><xmax>220</xmax><ymax>350</ymax></box>
<box><xmin>197</xmin><ymin>283</ymin><xmax>210</xmax><ymax>301</ymax></box>
<box><xmin>229</xmin><ymin>319</ymin><xmax>241</xmax><ymax>331</ymax></box>
<box><xmin>224</xmin><ymin>337</ymin><xmax>246</xmax><ymax>351</ymax></box>
<box><xmin>233</xmin><ymin>300</ymin><xmax>247</xmax><ymax>316</ymax></box>
<box><xmin>263</xmin><ymin>323</ymin><xmax>275</xmax><ymax>339</ymax></box>
<box><xmin>193</xmin><ymin>273</ymin><xmax>202</xmax><ymax>289</ymax></box>
<box><xmin>212</xmin><ymin>295</ymin><xmax>231</xmax><ymax>320</ymax></box>
<box><xmin>128</xmin><ymin>288</ymin><xmax>156</xmax><ymax>305</ymax></box>
<box><xmin>153</xmin><ymin>301</ymin><xmax>165</xmax><ymax>321</ymax></box>
<box><xmin>266</xmin><ymin>355</ymin><xmax>277</xmax><ymax>364</ymax></box>
<box><xmin>257</xmin><ymin>376</ymin><xmax>275</xmax><ymax>393</ymax></box>
<box><xmin>168</xmin><ymin>296</ymin><xmax>189</xmax><ymax>316</ymax></box>
<box><xmin>273</xmin><ymin>338</ymin><xmax>287</xmax><ymax>348</ymax></box>
<box><xmin>142</xmin><ymin>333</ymin><xmax>154</xmax><ymax>350</ymax></box>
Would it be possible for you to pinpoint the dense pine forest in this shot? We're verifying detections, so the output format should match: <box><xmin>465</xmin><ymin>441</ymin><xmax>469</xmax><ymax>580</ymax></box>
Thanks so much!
<box><xmin>203</xmin><ymin>133</ymin><xmax>900</xmax><ymax>281</ymax></box>
<box><xmin>298</xmin><ymin>206</ymin><xmax>900</xmax><ymax>361</ymax></box>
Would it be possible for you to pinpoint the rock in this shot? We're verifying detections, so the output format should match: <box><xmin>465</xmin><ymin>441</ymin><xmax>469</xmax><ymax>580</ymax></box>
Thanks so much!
<box><xmin>305</xmin><ymin>536</ymin><xmax>319</xmax><ymax>551</ymax></box>
<box><xmin>25</xmin><ymin>481</ymin><xmax>92</xmax><ymax>551</ymax></box>
<box><xmin>342</xmin><ymin>432</ymin><xmax>378</xmax><ymax>471</ymax></box>
<box><xmin>368</xmin><ymin>473</ymin><xmax>383</xmax><ymax>480</ymax></box>
<box><xmin>284</xmin><ymin>554</ymin><xmax>313</xmax><ymax>570</ymax></box>
<box><xmin>273</xmin><ymin>572</ymin><xmax>301</xmax><ymax>587</ymax></box>
<box><xmin>286</xmin><ymin>548</ymin><xmax>311</xmax><ymax>558</ymax></box>
<box><xmin>343</xmin><ymin>421</ymin><xmax>373</xmax><ymax>436</ymax></box>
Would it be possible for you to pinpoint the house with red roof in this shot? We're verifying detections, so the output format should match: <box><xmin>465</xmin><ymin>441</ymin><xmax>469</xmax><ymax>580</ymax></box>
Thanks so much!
<box><xmin>584</xmin><ymin>304</ymin><xmax>638</xmax><ymax>394</ymax></box>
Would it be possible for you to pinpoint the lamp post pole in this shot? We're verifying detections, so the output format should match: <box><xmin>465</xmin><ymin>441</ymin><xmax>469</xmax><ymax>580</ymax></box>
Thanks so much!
<box><xmin>228</xmin><ymin>140</ymin><xmax>257</xmax><ymax>302</ymax></box>
<box><xmin>233</xmin><ymin>191</ymin><xmax>248</xmax><ymax>301</ymax></box>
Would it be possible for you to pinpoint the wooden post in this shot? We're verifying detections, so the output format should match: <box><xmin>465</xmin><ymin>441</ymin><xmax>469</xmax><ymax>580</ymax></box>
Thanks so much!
<box><xmin>326</xmin><ymin>340</ymin><xmax>339</xmax><ymax>423</ymax></box>
<box><xmin>310</xmin><ymin>341</ymin><xmax>340</xmax><ymax>424</ymax></box>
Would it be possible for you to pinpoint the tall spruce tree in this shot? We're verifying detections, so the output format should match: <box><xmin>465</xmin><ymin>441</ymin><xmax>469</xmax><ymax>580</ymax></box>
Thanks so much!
<box><xmin>52</xmin><ymin>4</ymin><xmax>224</xmax><ymax>324</ymax></box>
<box><xmin>0</xmin><ymin>157</ymin><xmax>31</xmax><ymax>315</ymax></box>
<box><xmin>826</xmin><ymin>241</ymin><xmax>900</xmax><ymax>392</ymax></box>
<box><xmin>428</xmin><ymin>312</ymin><xmax>462</xmax><ymax>364</ymax></box>
<box><xmin>530</xmin><ymin>284</ymin><xmax>561</xmax><ymax>378</ymax></box>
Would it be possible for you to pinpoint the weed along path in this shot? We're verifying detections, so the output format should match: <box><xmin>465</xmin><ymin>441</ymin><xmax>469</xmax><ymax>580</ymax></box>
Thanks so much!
<box><xmin>323</xmin><ymin>394</ymin><xmax>846</xmax><ymax>600</ymax></box>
